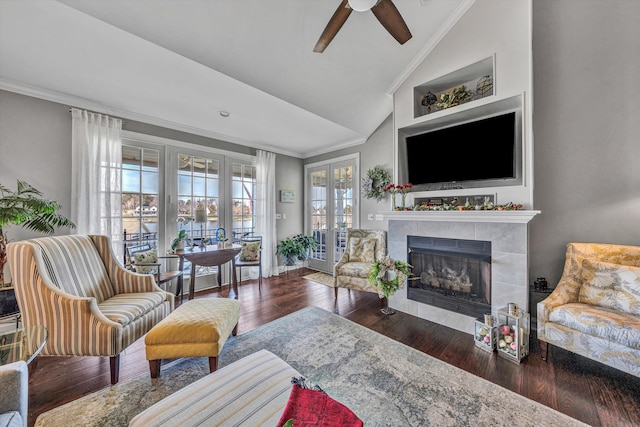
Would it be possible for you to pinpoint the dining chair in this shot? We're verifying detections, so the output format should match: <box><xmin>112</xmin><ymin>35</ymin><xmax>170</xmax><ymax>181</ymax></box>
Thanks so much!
<box><xmin>235</xmin><ymin>235</ymin><xmax>262</xmax><ymax>289</ymax></box>
<box><xmin>126</xmin><ymin>243</ymin><xmax>184</xmax><ymax>298</ymax></box>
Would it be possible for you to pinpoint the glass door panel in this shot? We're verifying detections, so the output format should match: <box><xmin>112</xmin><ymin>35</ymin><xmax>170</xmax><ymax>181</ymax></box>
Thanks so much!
<box><xmin>121</xmin><ymin>145</ymin><xmax>160</xmax><ymax>262</ymax></box>
<box><xmin>309</xmin><ymin>169</ymin><xmax>328</xmax><ymax>268</ymax></box>
<box><xmin>306</xmin><ymin>157</ymin><xmax>358</xmax><ymax>273</ymax></box>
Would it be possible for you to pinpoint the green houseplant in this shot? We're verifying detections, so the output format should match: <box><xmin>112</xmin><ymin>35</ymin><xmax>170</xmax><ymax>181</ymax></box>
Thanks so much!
<box><xmin>276</xmin><ymin>237</ymin><xmax>304</xmax><ymax>266</ymax></box>
<box><xmin>293</xmin><ymin>234</ymin><xmax>319</xmax><ymax>261</ymax></box>
<box><xmin>171</xmin><ymin>229</ymin><xmax>192</xmax><ymax>251</ymax></box>
<box><xmin>0</xmin><ymin>180</ymin><xmax>75</xmax><ymax>286</ymax></box>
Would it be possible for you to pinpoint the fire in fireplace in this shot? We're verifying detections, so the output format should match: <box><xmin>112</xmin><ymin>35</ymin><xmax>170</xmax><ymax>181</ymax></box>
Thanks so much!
<box><xmin>407</xmin><ymin>236</ymin><xmax>491</xmax><ymax>318</ymax></box>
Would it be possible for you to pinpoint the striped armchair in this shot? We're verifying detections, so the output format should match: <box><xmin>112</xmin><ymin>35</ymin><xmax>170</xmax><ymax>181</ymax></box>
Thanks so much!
<box><xmin>7</xmin><ymin>235</ymin><xmax>174</xmax><ymax>384</ymax></box>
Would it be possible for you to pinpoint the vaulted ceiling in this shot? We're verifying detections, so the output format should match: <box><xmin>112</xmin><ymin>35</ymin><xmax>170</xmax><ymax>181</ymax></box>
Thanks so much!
<box><xmin>0</xmin><ymin>0</ymin><xmax>472</xmax><ymax>158</ymax></box>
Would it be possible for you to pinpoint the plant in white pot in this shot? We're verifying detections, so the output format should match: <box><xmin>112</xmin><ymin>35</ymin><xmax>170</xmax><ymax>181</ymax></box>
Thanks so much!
<box><xmin>0</xmin><ymin>180</ymin><xmax>75</xmax><ymax>286</ymax></box>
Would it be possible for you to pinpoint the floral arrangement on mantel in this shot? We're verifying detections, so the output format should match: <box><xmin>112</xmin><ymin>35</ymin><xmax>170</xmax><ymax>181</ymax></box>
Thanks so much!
<box><xmin>368</xmin><ymin>255</ymin><xmax>413</xmax><ymax>299</ymax></box>
<box><xmin>384</xmin><ymin>183</ymin><xmax>413</xmax><ymax>210</ymax></box>
<box><xmin>362</xmin><ymin>166</ymin><xmax>391</xmax><ymax>202</ymax></box>
<box><xmin>415</xmin><ymin>198</ymin><xmax>523</xmax><ymax>211</ymax></box>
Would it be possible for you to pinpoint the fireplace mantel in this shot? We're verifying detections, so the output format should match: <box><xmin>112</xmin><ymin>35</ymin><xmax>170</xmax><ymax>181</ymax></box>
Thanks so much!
<box><xmin>386</xmin><ymin>209</ymin><xmax>540</xmax><ymax>335</ymax></box>
<box><xmin>380</xmin><ymin>210</ymin><xmax>540</xmax><ymax>224</ymax></box>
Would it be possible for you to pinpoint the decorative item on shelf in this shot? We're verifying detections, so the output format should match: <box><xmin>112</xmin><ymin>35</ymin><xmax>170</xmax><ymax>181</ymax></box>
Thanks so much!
<box><xmin>362</xmin><ymin>166</ymin><xmax>391</xmax><ymax>202</ymax></box>
<box><xmin>421</xmin><ymin>91</ymin><xmax>437</xmax><ymax>112</ymax></box>
<box><xmin>474</xmin><ymin>317</ymin><xmax>497</xmax><ymax>352</ymax></box>
<box><xmin>496</xmin><ymin>305</ymin><xmax>530</xmax><ymax>364</ymax></box>
<box><xmin>368</xmin><ymin>255</ymin><xmax>412</xmax><ymax>315</ymax></box>
<box><xmin>415</xmin><ymin>199</ymin><xmax>523</xmax><ymax>211</ymax></box>
<box><xmin>476</xmin><ymin>74</ymin><xmax>493</xmax><ymax>98</ymax></box>
<box><xmin>398</xmin><ymin>183</ymin><xmax>412</xmax><ymax>210</ymax></box>
<box><xmin>383</xmin><ymin>183</ymin><xmax>413</xmax><ymax>210</ymax></box>
<box><xmin>384</xmin><ymin>184</ymin><xmax>399</xmax><ymax>210</ymax></box>
<box><xmin>435</xmin><ymin>85</ymin><xmax>473</xmax><ymax>110</ymax></box>
<box><xmin>0</xmin><ymin>180</ymin><xmax>75</xmax><ymax>286</ymax></box>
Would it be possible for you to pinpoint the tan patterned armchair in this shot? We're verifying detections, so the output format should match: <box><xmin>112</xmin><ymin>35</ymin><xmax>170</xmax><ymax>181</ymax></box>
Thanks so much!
<box><xmin>334</xmin><ymin>229</ymin><xmax>386</xmax><ymax>299</ymax></box>
<box><xmin>537</xmin><ymin>243</ymin><xmax>640</xmax><ymax>378</ymax></box>
<box><xmin>7</xmin><ymin>235</ymin><xmax>174</xmax><ymax>384</ymax></box>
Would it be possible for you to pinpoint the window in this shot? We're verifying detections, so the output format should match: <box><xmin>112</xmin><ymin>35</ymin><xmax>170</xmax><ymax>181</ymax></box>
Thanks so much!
<box><xmin>119</xmin><ymin>145</ymin><xmax>161</xmax><ymax>263</ymax></box>
<box><xmin>177</xmin><ymin>154</ymin><xmax>222</xmax><ymax>242</ymax></box>
<box><xmin>231</xmin><ymin>161</ymin><xmax>257</xmax><ymax>241</ymax></box>
<box><xmin>118</xmin><ymin>132</ymin><xmax>257</xmax><ymax>287</ymax></box>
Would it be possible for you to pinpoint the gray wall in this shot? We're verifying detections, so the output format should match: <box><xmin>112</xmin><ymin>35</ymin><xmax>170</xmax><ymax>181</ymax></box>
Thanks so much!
<box><xmin>0</xmin><ymin>89</ymin><xmax>303</xmax><ymax>248</ymax></box>
<box><xmin>304</xmin><ymin>114</ymin><xmax>394</xmax><ymax>230</ymax></box>
<box><xmin>0</xmin><ymin>91</ymin><xmax>72</xmax><ymax>242</ymax></box>
<box><xmin>530</xmin><ymin>0</ymin><xmax>640</xmax><ymax>285</ymax></box>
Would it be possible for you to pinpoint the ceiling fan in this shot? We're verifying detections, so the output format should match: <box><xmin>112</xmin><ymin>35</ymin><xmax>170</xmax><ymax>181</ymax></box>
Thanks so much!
<box><xmin>313</xmin><ymin>0</ymin><xmax>412</xmax><ymax>53</ymax></box>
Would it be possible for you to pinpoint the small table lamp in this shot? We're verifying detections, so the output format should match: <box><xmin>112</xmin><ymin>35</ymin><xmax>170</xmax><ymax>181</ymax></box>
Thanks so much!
<box><xmin>195</xmin><ymin>209</ymin><xmax>207</xmax><ymax>248</ymax></box>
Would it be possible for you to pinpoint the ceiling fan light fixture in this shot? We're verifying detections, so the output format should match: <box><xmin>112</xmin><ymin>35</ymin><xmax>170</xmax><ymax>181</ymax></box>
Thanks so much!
<box><xmin>348</xmin><ymin>0</ymin><xmax>377</xmax><ymax>12</ymax></box>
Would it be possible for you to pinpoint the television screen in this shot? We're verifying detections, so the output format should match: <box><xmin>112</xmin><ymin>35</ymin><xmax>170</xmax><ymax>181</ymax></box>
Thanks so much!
<box><xmin>405</xmin><ymin>112</ymin><xmax>516</xmax><ymax>186</ymax></box>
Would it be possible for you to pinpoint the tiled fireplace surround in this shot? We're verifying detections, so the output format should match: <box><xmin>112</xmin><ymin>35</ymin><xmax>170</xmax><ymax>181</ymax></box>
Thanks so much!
<box><xmin>383</xmin><ymin>211</ymin><xmax>540</xmax><ymax>335</ymax></box>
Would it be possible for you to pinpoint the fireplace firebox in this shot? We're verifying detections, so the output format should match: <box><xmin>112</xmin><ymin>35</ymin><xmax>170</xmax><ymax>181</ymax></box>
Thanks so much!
<box><xmin>407</xmin><ymin>236</ymin><xmax>491</xmax><ymax>318</ymax></box>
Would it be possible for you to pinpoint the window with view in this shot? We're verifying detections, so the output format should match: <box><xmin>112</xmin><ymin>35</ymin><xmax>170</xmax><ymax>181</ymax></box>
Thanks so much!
<box><xmin>120</xmin><ymin>145</ymin><xmax>160</xmax><ymax>263</ymax></box>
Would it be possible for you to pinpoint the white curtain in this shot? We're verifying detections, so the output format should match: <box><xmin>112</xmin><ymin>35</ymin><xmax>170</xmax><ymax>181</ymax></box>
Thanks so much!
<box><xmin>71</xmin><ymin>108</ymin><xmax>123</xmax><ymax>237</ymax></box>
<box><xmin>255</xmin><ymin>150</ymin><xmax>278</xmax><ymax>277</ymax></box>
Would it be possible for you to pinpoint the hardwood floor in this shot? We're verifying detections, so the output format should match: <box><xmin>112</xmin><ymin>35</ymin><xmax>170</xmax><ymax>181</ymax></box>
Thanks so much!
<box><xmin>27</xmin><ymin>268</ymin><xmax>640</xmax><ymax>426</ymax></box>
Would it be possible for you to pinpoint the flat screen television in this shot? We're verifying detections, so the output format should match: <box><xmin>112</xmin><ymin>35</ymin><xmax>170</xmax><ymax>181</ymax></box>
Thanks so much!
<box><xmin>399</xmin><ymin>110</ymin><xmax>522</xmax><ymax>191</ymax></box>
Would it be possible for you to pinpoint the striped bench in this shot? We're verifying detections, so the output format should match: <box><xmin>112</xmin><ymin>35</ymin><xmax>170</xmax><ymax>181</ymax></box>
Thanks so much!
<box><xmin>129</xmin><ymin>349</ymin><xmax>299</xmax><ymax>426</ymax></box>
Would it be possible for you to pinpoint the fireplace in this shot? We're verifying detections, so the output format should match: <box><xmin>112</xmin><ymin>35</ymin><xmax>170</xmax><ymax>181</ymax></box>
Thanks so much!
<box><xmin>384</xmin><ymin>209</ymin><xmax>539</xmax><ymax>334</ymax></box>
<box><xmin>407</xmin><ymin>236</ymin><xmax>491</xmax><ymax>319</ymax></box>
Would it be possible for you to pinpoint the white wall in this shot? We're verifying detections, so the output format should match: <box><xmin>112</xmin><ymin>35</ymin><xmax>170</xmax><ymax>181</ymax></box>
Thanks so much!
<box><xmin>393</xmin><ymin>0</ymin><xmax>533</xmax><ymax>207</ymax></box>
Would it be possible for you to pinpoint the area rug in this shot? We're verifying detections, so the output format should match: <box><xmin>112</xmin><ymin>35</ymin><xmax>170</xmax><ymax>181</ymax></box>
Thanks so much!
<box><xmin>36</xmin><ymin>307</ymin><xmax>586</xmax><ymax>427</ymax></box>
<box><xmin>303</xmin><ymin>271</ymin><xmax>334</xmax><ymax>287</ymax></box>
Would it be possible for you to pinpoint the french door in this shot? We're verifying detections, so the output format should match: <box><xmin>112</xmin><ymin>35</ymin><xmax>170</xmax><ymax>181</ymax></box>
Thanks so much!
<box><xmin>305</xmin><ymin>155</ymin><xmax>358</xmax><ymax>273</ymax></box>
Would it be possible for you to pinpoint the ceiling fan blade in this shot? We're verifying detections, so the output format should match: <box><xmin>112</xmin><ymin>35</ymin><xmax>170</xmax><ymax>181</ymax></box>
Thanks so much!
<box><xmin>371</xmin><ymin>0</ymin><xmax>412</xmax><ymax>45</ymax></box>
<box><xmin>313</xmin><ymin>0</ymin><xmax>353</xmax><ymax>53</ymax></box>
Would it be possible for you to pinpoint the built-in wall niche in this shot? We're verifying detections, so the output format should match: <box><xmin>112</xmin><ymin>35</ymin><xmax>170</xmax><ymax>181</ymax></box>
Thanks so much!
<box><xmin>398</xmin><ymin>93</ymin><xmax>524</xmax><ymax>192</ymax></box>
<box><xmin>413</xmin><ymin>56</ymin><xmax>494</xmax><ymax>119</ymax></box>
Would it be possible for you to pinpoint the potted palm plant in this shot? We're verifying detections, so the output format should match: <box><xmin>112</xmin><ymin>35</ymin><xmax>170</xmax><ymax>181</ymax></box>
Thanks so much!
<box><xmin>0</xmin><ymin>180</ymin><xmax>75</xmax><ymax>287</ymax></box>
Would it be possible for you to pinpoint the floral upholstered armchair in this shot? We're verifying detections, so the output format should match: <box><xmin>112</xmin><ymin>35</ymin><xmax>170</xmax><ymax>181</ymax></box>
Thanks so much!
<box><xmin>334</xmin><ymin>229</ymin><xmax>386</xmax><ymax>299</ymax></box>
<box><xmin>537</xmin><ymin>242</ymin><xmax>640</xmax><ymax>378</ymax></box>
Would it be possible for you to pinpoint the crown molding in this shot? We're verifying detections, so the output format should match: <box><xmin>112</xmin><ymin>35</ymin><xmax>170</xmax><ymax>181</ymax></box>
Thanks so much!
<box><xmin>386</xmin><ymin>0</ymin><xmax>477</xmax><ymax>95</ymax></box>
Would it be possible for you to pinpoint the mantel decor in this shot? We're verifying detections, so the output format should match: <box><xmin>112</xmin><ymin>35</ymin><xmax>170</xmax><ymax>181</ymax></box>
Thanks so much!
<box><xmin>362</xmin><ymin>166</ymin><xmax>391</xmax><ymax>202</ymax></box>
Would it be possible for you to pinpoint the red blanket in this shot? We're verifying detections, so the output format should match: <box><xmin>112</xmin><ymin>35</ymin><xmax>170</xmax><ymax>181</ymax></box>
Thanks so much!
<box><xmin>277</xmin><ymin>381</ymin><xmax>363</xmax><ymax>427</ymax></box>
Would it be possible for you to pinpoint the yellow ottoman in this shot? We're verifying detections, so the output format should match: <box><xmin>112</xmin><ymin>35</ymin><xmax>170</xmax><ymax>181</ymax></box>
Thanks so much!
<box><xmin>145</xmin><ymin>298</ymin><xmax>241</xmax><ymax>378</ymax></box>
